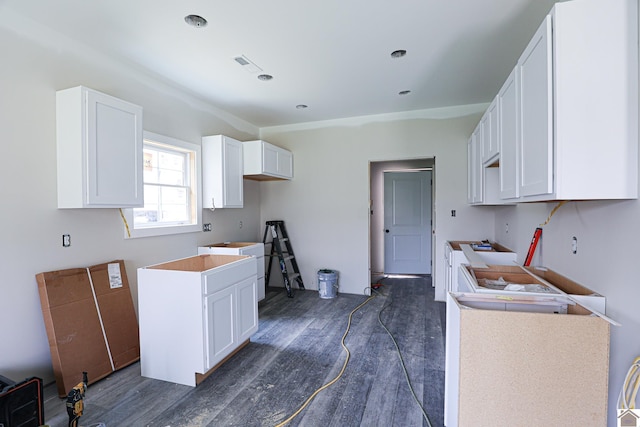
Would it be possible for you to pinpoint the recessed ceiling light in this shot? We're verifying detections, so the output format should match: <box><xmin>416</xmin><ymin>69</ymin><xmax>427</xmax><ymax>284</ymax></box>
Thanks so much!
<box><xmin>399</xmin><ymin>90</ymin><xmax>411</xmax><ymax>95</ymax></box>
<box><xmin>257</xmin><ymin>74</ymin><xmax>273</xmax><ymax>81</ymax></box>
<box><xmin>391</xmin><ymin>49</ymin><xmax>407</xmax><ymax>58</ymax></box>
<box><xmin>296</xmin><ymin>104</ymin><xmax>308</xmax><ymax>109</ymax></box>
<box><xmin>184</xmin><ymin>15</ymin><xmax>207</xmax><ymax>28</ymax></box>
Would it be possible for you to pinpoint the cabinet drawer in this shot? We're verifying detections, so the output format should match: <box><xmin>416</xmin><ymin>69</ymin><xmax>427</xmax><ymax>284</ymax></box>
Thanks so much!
<box><xmin>203</xmin><ymin>257</ymin><xmax>257</xmax><ymax>295</ymax></box>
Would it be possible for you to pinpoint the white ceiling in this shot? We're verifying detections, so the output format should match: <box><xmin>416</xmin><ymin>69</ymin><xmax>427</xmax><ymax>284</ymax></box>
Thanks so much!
<box><xmin>1</xmin><ymin>0</ymin><xmax>558</xmax><ymax>128</ymax></box>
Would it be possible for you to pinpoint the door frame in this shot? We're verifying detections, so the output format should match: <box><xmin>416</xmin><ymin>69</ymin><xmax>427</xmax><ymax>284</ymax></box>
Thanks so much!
<box><xmin>368</xmin><ymin>158</ymin><xmax>436</xmax><ymax>284</ymax></box>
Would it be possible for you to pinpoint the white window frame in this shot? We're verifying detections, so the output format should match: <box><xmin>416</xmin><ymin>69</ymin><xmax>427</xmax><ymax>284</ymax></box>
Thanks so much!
<box><xmin>122</xmin><ymin>131</ymin><xmax>202</xmax><ymax>239</ymax></box>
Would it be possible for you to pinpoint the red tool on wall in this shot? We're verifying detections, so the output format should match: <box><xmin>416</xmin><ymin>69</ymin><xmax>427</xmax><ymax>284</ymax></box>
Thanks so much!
<box><xmin>523</xmin><ymin>227</ymin><xmax>542</xmax><ymax>267</ymax></box>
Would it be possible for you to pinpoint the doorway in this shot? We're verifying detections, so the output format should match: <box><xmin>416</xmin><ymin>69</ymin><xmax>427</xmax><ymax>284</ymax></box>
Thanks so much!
<box><xmin>369</xmin><ymin>158</ymin><xmax>435</xmax><ymax>280</ymax></box>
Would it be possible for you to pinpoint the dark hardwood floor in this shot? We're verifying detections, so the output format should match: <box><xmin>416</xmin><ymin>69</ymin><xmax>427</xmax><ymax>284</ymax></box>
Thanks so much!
<box><xmin>43</xmin><ymin>276</ymin><xmax>446</xmax><ymax>427</ymax></box>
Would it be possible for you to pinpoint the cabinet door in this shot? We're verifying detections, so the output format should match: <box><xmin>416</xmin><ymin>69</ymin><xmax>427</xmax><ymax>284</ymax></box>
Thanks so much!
<box><xmin>223</xmin><ymin>138</ymin><xmax>244</xmax><ymax>207</ymax></box>
<box><xmin>467</xmin><ymin>138</ymin><xmax>474</xmax><ymax>204</ymax></box>
<box><xmin>518</xmin><ymin>16</ymin><xmax>553</xmax><ymax>197</ymax></box>
<box><xmin>263</xmin><ymin>143</ymin><xmax>279</xmax><ymax>175</ymax></box>
<box><xmin>481</xmin><ymin>98</ymin><xmax>499</xmax><ymax>165</ymax></box>
<box><xmin>235</xmin><ymin>276</ymin><xmax>258</xmax><ymax>343</ymax></box>
<box><xmin>498</xmin><ymin>68</ymin><xmax>519</xmax><ymax>199</ymax></box>
<box><xmin>467</xmin><ymin>127</ymin><xmax>483</xmax><ymax>204</ymax></box>
<box><xmin>277</xmin><ymin>149</ymin><xmax>293</xmax><ymax>178</ymax></box>
<box><xmin>86</xmin><ymin>90</ymin><xmax>143</xmax><ymax>206</ymax></box>
<box><xmin>57</xmin><ymin>86</ymin><xmax>143</xmax><ymax>208</ymax></box>
<box><xmin>262</xmin><ymin>143</ymin><xmax>293</xmax><ymax>179</ymax></box>
<box><xmin>444</xmin><ymin>244</ymin><xmax>453</xmax><ymax>293</ymax></box>
<box><xmin>204</xmin><ymin>286</ymin><xmax>236</xmax><ymax>370</ymax></box>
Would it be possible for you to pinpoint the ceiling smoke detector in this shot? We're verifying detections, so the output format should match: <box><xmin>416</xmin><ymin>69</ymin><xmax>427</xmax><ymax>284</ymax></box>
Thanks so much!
<box><xmin>184</xmin><ymin>15</ymin><xmax>207</xmax><ymax>28</ymax></box>
<box><xmin>257</xmin><ymin>74</ymin><xmax>273</xmax><ymax>81</ymax></box>
<box><xmin>296</xmin><ymin>104</ymin><xmax>308</xmax><ymax>109</ymax></box>
<box><xmin>391</xmin><ymin>49</ymin><xmax>407</xmax><ymax>58</ymax></box>
<box><xmin>399</xmin><ymin>90</ymin><xmax>411</xmax><ymax>95</ymax></box>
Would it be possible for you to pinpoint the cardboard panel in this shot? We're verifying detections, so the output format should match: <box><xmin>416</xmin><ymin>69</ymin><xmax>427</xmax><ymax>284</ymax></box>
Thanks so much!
<box><xmin>457</xmin><ymin>307</ymin><xmax>610</xmax><ymax>426</ymax></box>
<box><xmin>88</xmin><ymin>260</ymin><xmax>140</xmax><ymax>370</ymax></box>
<box><xmin>36</xmin><ymin>260</ymin><xmax>139</xmax><ymax>397</ymax></box>
<box><xmin>36</xmin><ymin>268</ymin><xmax>112</xmax><ymax>397</ymax></box>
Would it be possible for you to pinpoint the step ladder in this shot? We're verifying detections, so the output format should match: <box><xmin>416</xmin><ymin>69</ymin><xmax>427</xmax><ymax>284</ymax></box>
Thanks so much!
<box><xmin>263</xmin><ymin>220</ymin><xmax>304</xmax><ymax>298</ymax></box>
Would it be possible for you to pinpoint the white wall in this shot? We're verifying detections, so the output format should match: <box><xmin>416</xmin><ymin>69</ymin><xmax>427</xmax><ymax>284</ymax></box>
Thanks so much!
<box><xmin>260</xmin><ymin>114</ymin><xmax>497</xmax><ymax>298</ymax></box>
<box><xmin>0</xmin><ymin>21</ymin><xmax>262</xmax><ymax>383</ymax></box>
<box><xmin>494</xmin><ymin>200</ymin><xmax>640</xmax><ymax>425</ymax></box>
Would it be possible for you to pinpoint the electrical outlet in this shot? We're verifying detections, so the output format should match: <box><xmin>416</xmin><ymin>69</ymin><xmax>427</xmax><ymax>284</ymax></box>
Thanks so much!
<box><xmin>203</xmin><ymin>223</ymin><xmax>212</xmax><ymax>232</ymax></box>
<box><xmin>572</xmin><ymin>236</ymin><xmax>577</xmax><ymax>254</ymax></box>
<box><xmin>505</xmin><ymin>223</ymin><xmax>509</xmax><ymax>234</ymax></box>
<box><xmin>62</xmin><ymin>234</ymin><xmax>71</xmax><ymax>247</ymax></box>
<box><xmin>451</xmin><ymin>210</ymin><xmax>456</xmax><ymax>217</ymax></box>
<box><xmin>239</xmin><ymin>220</ymin><xmax>243</xmax><ymax>229</ymax></box>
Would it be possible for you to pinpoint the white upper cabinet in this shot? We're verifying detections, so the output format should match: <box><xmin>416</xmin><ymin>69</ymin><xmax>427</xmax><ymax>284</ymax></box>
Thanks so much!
<box><xmin>202</xmin><ymin>135</ymin><xmax>244</xmax><ymax>209</ymax></box>
<box><xmin>56</xmin><ymin>86</ymin><xmax>143</xmax><ymax>208</ymax></box>
<box><xmin>516</xmin><ymin>0</ymin><xmax>638</xmax><ymax>201</ymax></box>
<box><xmin>472</xmin><ymin>0</ymin><xmax>638</xmax><ymax>205</ymax></box>
<box><xmin>468</xmin><ymin>99</ymin><xmax>505</xmax><ymax>205</ymax></box>
<box><xmin>243</xmin><ymin>140</ymin><xmax>293</xmax><ymax>180</ymax></box>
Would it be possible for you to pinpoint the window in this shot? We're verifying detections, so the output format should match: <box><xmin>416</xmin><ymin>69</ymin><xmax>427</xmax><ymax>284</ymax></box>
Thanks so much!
<box><xmin>122</xmin><ymin>132</ymin><xmax>201</xmax><ymax>238</ymax></box>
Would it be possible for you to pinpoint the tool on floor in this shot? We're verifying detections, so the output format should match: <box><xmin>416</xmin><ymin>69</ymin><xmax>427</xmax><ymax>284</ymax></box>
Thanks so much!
<box><xmin>66</xmin><ymin>371</ymin><xmax>88</xmax><ymax>427</ymax></box>
<box><xmin>263</xmin><ymin>220</ymin><xmax>304</xmax><ymax>298</ymax></box>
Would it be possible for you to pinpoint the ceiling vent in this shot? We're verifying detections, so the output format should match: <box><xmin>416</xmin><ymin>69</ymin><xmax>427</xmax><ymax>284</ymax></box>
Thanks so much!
<box><xmin>234</xmin><ymin>55</ymin><xmax>262</xmax><ymax>74</ymax></box>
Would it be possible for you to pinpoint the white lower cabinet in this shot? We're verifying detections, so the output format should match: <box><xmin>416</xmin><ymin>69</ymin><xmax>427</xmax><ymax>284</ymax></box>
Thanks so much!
<box><xmin>138</xmin><ymin>254</ymin><xmax>258</xmax><ymax>387</ymax></box>
<box><xmin>203</xmin><ymin>275</ymin><xmax>257</xmax><ymax>369</ymax></box>
<box><xmin>445</xmin><ymin>292</ymin><xmax>611</xmax><ymax>427</ymax></box>
<box><xmin>457</xmin><ymin>263</ymin><xmax>606</xmax><ymax>314</ymax></box>
<box><xmin>444</xmin><ymin>241</ymin><xmax>516</xmax><ymax>293</ymax></box>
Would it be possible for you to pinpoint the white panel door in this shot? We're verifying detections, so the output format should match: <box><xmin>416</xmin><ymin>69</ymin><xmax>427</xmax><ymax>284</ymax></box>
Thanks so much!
<box><xmin>235</xmin><ymin>276</ymin><xmax>258</xmax><ymax>343</ymax></box>
<box><xmin>518</xmin><ymin>16</ymin><xmax>553</xmax><ymax>197</ymax></box>
<box><xmin>204</xmin><ymin>286</ymin><xmax>236</xmax><ymax>370</ymax></box>
<box><xmin>223</xmin><ymin>138</ymin><xmax>244</xmax><ymax>207</ymax></box>
<box><xmin>262</xmin><ymin>143</ymin><xmax>279</xmax><ymax>175</ymax></box>
<box><xmin>383</xmin><ymin>171</ymin><xmax>432</xmax><ymax>274</ymax></box>
<box><xmin>86</xmin><ymin>89</ymin><xmax>143</xmax><ymax>206</ymax></box>
<box><xmin>498</xmin><ymin>68</ymin><xmax>519</xmax><ymax>199</ymax></box>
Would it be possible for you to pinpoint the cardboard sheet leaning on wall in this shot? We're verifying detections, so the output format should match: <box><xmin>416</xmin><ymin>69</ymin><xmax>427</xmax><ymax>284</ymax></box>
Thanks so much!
<box><xmin>36</xmin><ymin>260</ymin><xmax>140</xmax><ymax>397</ymax></box>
